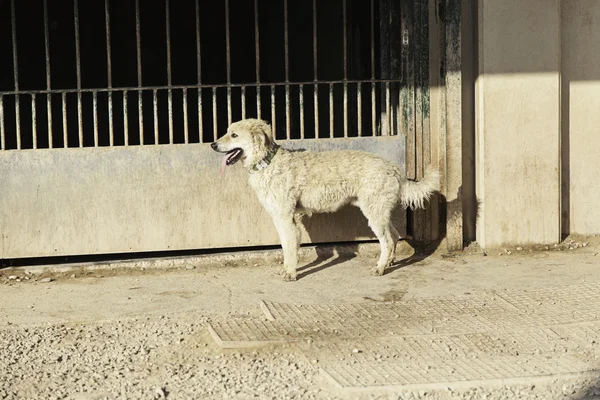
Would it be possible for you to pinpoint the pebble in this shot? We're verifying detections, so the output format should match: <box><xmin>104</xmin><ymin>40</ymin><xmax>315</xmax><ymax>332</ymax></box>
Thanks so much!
<box><xmin>39</xmin><ymin>277</ymin><xmax>54</xmax><ymax>283</ymax></box>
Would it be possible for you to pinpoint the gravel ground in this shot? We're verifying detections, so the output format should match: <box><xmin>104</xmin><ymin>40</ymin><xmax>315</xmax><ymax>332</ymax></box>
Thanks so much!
<box><xmin>0</xmin><ymin>316</ymin><xmax>330</xmax><ymax>400</ymax></box>
<box><xmin>2</xmin><ymin>316</ymin><xmax>598</xmax><ymax>400</ymax></box>
<box><xmin>1</xmin><ymin>237</ymin><xmax>600</xmax><ymax>399</ymax></box>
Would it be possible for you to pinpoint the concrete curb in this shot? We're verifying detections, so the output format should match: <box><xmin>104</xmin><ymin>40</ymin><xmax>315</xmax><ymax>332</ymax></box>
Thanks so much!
<box><xmin>2</xmin><ymin>240</ymin><xmax>417</xmax><ymax>275</ymax></box>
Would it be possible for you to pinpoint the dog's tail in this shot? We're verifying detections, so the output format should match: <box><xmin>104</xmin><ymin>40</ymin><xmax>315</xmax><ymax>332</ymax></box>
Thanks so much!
<box><xmin>400</xmin><ymin>165</ymin><xmax>440</xmax><ymax>210</ymax></box>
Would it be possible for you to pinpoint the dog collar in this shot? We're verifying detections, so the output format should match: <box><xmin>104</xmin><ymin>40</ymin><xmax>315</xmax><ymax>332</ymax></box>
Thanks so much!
<box><xmin>252</xmin><ymin>145</ymin><xmax>280</xmax><ymax>172</ymax></box>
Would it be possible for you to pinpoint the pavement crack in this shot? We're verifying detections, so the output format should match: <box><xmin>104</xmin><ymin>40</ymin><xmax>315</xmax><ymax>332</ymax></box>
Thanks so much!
<box><xmin>222</xmin><ymin>283</ymin><xmax>233</xmax><ymax>313</ymax></box>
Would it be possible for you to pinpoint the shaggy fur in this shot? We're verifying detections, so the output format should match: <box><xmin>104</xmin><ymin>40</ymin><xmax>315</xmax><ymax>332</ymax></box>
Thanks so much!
<box><xmin>212</xmin><ymin>119</ymin><xmax>439</xmax><ymax>281</ymax></box>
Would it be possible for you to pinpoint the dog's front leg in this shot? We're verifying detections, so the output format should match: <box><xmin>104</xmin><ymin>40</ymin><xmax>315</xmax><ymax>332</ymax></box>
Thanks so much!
<box><xmin>272</xmin><ymin>216</ymin><xmax>299</xmax><ymax>282</ymax></box>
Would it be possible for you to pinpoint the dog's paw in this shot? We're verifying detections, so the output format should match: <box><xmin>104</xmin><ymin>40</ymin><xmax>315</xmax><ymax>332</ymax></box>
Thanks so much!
<box><xmin>282</xmin><ymin>272</ymin><xmax>297</xmax><ymax>282</ymax></box>
<box><xmin>370</xmin><ymin>267</ymin><xmax>385</xmax><ymax>276</ymax></box>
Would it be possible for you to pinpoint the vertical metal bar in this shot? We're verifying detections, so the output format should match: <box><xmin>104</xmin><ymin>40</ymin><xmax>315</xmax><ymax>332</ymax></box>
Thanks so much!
<box><xmin>342</xmin><ymin>0</ymin><xmax>348</xmax><ymax>137</ymax></box>
<box><xmin>105</xmin><ymin>0</ymin><xmax>112</xmax><ymax>86</ymax></box>
<box><xmin>153</xmin><ymin>89</ymin><xmax>158</xmax><ymax>144</ymax></box>
<box><xmin>254</xmin><ymin>0</ymin><xmax>261</xmax><ymax>119</ymax></box>
<box><xmin>271</xmin><ymin>86</ymin><xmax>276</xmax><ymax>137</ymax></box>
<box><xmin>108</xmin><ymin>91</ymin><xmax>114</xmax><ymax>146</ymax></box>
<box><xmin>135</xmin><ymin>0</ymin><xmax>143</xmax><ymax>144</ymax></box>
<box><xmin>241</xmin><ymin>86</ymin><xmax>246</xmax><ymax>120</ymax></box>
<box><xmin>284</xmin><ymin>0</ymin><xmax>290</xmax><ymax>139</ymax></box>
<box><xmin>225</xmin><ymin>0</ymin><xmax>232</xmax><ymax>125</ymax></box>
<box><xmin>77</xmin><ymin>92</ymin><xmax>83</xmax><ymax>146</ymax></box>
<box><xmin>93</xmin><ymin>91</ymin><xmax>99</xmax><ymax>146</ymax></box>
<box><xmin>74</xmin><ymin>0</ymin><xmax>83</xmax><ymax>146</ymax></box>
<box><xmin>371</xmin><ymin>84</ymin><xmax>376</xmax><ymax>136</ymax></box>
<box><xmin>285</xmin><ymin>87</ymin><xmax>290</xmax><ymax>139</ymax></box>
<box><xmin>299</xmin><ymin>84</ymin><xmax>304</xmax><ymax>139</ymax></box>
<box><xmin>168</xmin><ymin>89</ymin><xmax>173</xmax><ymax>144</ymax></box>
<box><xmin>123</xmin><ymin>90</ymin><xmax>129</xmax><ymax>145</ymax></box>
<box><xmin>195</xmin><ymin>0</ymin><xmax>201</xmax><ymax>83</ymax></box>
<box><xmin>138</xmin><ymin>91</ymin><xmax>144</xmax><ymax>144</ymax></box>
<box><xmin>62</xmin><ymin>93</ymin><xmax>68</xmax><ymax>146</ymax></box>
<box><xmin>105</xmin><ymin>0</ymin><xmax>114</xmax><ymax>146</ymax></box>
<box><xmin>46</xmin><ymin>98</ymin><xmax>53</xmax><ymax>147</ymax></box>
<box><xmin>212</xmin><ymin>87</ymin><xmax>217</xmax><ymax>141</ymax></box>
<box><xmin>385</xmin><ymin>81</ymin><xmax>391</xmax><ymax>136</ymax></box>
<box><xmin>183</xmin><ymin>89</ymin><xmax>189</xmax><ymax>143</ymax></box>
<box><xmin>165</xmin><ymin>0</ymin><xmax>173</xmax><ymax>144</ymax></box>
<box><xmin>195</xmin><ymin>0</ymin><xmax>203</xmax><ymax>139</ymax></box>
<box><xmin>329</xmin><ymin>84</ymin><xmax>334</xmax><ymax>138</ymax></box>
<box><xmin>313</xmin><ymin>0</ymin><xmax>318</xmax><ymax>137</ymax></box>
<box><xmin>357</xmin><ymin>83</ymin><xmax>362</xmax><ymax>136</ymax></box>
<box><xmin>0</xmin><ymin>96</ymin><xmax>4</xmax><ymax>150</ymax></box>
<box><xmin>198</xmin><ymin>89</ymin><xmax>203</xmax><ymax>142</ymax></box>
<box><xmin>343</xmin><ymin>83</ymin><xmax>348</xmax><ymax>137</ymax></box>
<box><xmin>43</xmin><ymin>0</ymin><xmax>52</xmax><ymax>148</ymax></box>
<box><xmin>314</xmin><ymin>85</ymin><xmax>319</xmax><ymax>138</ymax></box>
<box><xmin>165</xmin><ymin>0</ymin><xmax>171</xmax><ymax>83</ymax></box>
<box><xmin>11</xmin><ymin>0</ymin><xmax>21</xmax><ymax>149</ymax></box>
<box><xmin>370</xmin><ymin>0</ymin><xmax>376</xmax><ymax>136</ymax></box>
<box><xmin>31</xmin><ymin>94</ymin><xmax>37</xmax><ymax>149</ymax></box>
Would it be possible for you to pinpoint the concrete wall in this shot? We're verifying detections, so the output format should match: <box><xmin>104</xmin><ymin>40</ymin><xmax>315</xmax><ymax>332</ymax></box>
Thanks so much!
<box><xmin>475</xmin><ymin>0</ymin><xmax>561</xmax><ymax>247</ymax></box>
<box><xmin>561</xmin><ymin>0</ymin><xmax>600</xmax><ymax>236</ymax></box>
<box><xmin>474</xmin><ymin>0</ymin><xmax>600</xmax><ymax>247</ymax></box>
<box><xmin>0</xmin><ymin>137</ymin><xmax>405</xmax><ymax>259</ymax></box>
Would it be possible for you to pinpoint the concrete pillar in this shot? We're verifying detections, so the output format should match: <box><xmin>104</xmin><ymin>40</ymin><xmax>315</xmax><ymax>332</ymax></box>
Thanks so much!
<box><xmin>561</xmin><ymin>0</ymin><xmax>600</xmax><ymax>236</ymax></box>
<box><xmin>475</xmin><ymin>0</ymin><xmax>561</xmax><ymax>247</ymax></box>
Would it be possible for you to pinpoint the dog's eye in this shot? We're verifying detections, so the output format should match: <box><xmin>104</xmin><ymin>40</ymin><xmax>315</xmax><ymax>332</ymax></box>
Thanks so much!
<box><xmin>231</xmin><ymin>132</ymin><xmax>238</xmax><ymax>138</ymax></box>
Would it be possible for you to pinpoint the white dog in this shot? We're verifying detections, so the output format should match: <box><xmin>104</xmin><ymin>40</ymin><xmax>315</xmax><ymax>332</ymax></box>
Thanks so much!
<box><xmin>211</xmin><ymin>119</ymin><xmax>439</xmax><ymax>281</ymax></box>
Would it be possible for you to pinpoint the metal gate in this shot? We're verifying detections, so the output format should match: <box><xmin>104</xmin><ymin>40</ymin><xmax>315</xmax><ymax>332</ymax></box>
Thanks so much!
<box><xmin>0</xmin><ymin>0</ymin><xmax>430</xmax><ymax>260</ymax></box>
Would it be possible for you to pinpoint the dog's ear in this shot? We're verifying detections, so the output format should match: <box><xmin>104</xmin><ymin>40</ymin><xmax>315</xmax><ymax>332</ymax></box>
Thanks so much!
<box><xmin>254</xmin><ymin>121</ymin><xmax>273</xmax><ymax>147</ymax></box>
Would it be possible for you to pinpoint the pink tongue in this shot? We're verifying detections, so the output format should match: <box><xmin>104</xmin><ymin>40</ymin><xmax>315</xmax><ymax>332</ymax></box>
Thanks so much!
<box><xmin>220</xmin><ymin>150</ymin><xmax>241</xmax><ymax>176</ymax></box>
<box><xmin>220</xmin><ymin>154</ymin><xmax>229</xmax><ymax>176</ymax></box>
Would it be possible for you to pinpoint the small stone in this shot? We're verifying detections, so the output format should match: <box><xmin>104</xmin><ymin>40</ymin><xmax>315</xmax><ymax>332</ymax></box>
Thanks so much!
<box><xmin>8</xmin><ymin>275</ymin><xmax>17</xmax><ymax>280</ymax></box>
<box><xmin>516</xmin><ymin>247</ymin><xmax>523</xmax><ymax>251</ymax></box>
<box><xmin>70</xmin><ymin>274</ymin><xmax>77</xmax><ymax>278</ymax></box>
<box><xmin>185</xmin><ymin>265</ymin><xmax>195</xmax><ymax>270</ymax></box>
<box><xmin>352</xmin><ymin>348</ymin><xmax>361</xmax><ymax>354</ymax></box>
<box><xmin>40</xmin><ymin>277</ymin><xmax>54</xmax><ymax>283</ymax></box>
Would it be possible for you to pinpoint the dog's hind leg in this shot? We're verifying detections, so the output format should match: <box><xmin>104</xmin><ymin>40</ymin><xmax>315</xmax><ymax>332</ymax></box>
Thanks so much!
<box><xmin>359</xmin><ymin>205</ymin><xmax>395</xmax><ymax>276</ymax></box>
<box><xmin>369</xmin><ymin>220</ymin><xmax>394</xmax><ymax>276</ymax></box>
<box><xmin>272</xmin><ymin>216</ymin><xmax>300</xmax><ymax>282</ymax></box>
<box><xmin>389</xmin><ymin>223</ymin><xmax>400</xmax><ymax>263</ymax></box>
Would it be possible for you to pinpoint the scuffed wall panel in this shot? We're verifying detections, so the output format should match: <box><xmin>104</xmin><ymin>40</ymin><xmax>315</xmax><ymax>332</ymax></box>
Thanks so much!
<box><xmin>0</xmin><ymin>136</ymin><xmax>404</xmax><ymax>259</ymax></box>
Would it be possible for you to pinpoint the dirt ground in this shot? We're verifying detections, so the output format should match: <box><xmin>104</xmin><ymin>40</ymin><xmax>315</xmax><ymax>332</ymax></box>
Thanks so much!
<box><xmin>1</xmin><ymin>236</ymin><xmax>600</xmax><ymax>400</ymax></box>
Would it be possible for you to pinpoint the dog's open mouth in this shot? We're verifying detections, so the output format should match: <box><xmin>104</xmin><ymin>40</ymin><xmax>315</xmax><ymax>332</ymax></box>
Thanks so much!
<box><xmin>220</xmin><ymin>148</ymin><xmax>243</xmax><ymax>175</ymax></box>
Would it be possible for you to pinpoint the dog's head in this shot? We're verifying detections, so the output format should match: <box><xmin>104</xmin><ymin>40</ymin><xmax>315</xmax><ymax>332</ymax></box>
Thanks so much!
<box><xmin>211</xmin><ymin>119</ymin><xmax>274</xmax><ymax>171</ymax></box>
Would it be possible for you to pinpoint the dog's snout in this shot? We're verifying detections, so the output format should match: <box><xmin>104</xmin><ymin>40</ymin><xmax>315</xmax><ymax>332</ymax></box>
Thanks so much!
<box><xmin>210</xmin><ymin>142</ymin><xmax>218</xmax><ymax>150</ymax></box>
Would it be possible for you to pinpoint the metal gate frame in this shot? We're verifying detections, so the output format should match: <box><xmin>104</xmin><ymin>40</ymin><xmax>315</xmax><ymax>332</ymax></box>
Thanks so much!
<box><xmin>0</xmin><ymin>0</ymin><xmax>434</xmax><ymax>260</ymax></box>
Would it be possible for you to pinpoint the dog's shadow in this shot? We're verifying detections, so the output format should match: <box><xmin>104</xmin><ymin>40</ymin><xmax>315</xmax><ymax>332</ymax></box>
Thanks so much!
<box><xmin>384</xmin><ymin>237</ymin><xmax>442</xmax><ymax>274</ymax></box>
<box><xmin>296</xmin><ymin>237</ymin><xmax>438</xmax><ymax>280</ymax></box>
<box><xmin>296</xmin><ymin>245</ymin><xmax>358</xmax><ymax>279</ymax></box>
